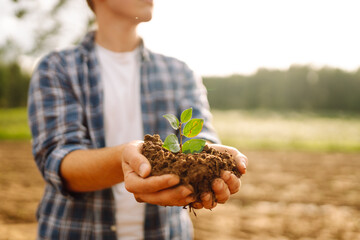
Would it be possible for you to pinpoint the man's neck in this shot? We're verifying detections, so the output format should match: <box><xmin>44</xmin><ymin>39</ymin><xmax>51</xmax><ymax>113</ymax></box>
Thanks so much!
<box><xmin>95</xmin><ymin>16</ymin><xmax>140</xmax><ymax>52</ymax></box>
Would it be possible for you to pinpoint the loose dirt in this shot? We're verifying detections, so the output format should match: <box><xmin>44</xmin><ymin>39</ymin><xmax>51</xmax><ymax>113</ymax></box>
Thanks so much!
<box><xmin>141</xmin><ymin>134</ymin><xmax>241</xmax><ymax>203</ymax></box>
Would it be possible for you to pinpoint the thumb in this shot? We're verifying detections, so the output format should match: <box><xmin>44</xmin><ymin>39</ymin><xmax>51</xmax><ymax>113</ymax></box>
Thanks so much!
<box><xmin>122</xmin><ymin>141</ymin><xmax>151</xmax><ymax>178</ymax></box>
<box><xmin>138</xmin><ymin>160</ymin><xmax>151</xmax><ymax>178</ymax></box>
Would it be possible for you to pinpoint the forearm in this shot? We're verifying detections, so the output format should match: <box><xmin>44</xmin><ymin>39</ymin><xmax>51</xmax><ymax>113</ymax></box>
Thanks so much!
<box><xmin>60</xmin><ymin>145</ymin><xmax>125</xmax><ymax>193</ymax></box>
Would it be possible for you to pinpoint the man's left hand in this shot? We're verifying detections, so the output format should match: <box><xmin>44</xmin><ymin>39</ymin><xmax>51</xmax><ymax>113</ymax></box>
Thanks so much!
<box><xmin>191</xmin><ymin>144</ymin><xmax>248</xmax><ymax>209</ymax></box>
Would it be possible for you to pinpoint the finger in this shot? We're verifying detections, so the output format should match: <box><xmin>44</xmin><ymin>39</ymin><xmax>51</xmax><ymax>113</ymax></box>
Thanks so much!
<box><xmin>235</xmin><ymin>154</ymin><xmax>248</xmax><ymax>175</ymax></box>
<box><xmin>212</xmin><ymin>178</ymin><xmax>230</xmax><ymax>204</ymax></box>
<box><xmin>210</xmin><ymin>144</ymin><xmax>248</xmax><ymax>175</ymax></box>
<box><xmin>123</xmin><ymin>161</ymin><xmax>180</xmax><ymax>193</ymax></box>
<box><xmin>134</xmin><ymin>185</ymin><xmax>195</xmax><ymax>206</ymax></box>
<box><xmin>187</xmin><ymin>185</ymin><xmax>204</xmax><ymax>209</ymax></box>
<box><xmin>122</xmin><ymin>141</ymin><xmax>152</xmax><ymax>178</ymax></box>
<box><xmin>200</xmin><ymin>192</ymin><xmax>216</xmax><ymax>209</ymax></box>
<box><xmin>191</xmin><ymin>202</ymin><xmax>203</xmax><ymax>209</ymax></box>
<box><xmin>222</xmin><ymin>171</ymin><xmax>241</xmax><ymax>194</ymax></box>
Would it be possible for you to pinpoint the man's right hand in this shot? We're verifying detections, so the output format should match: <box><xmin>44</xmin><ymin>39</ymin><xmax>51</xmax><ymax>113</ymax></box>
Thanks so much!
<box><xmin>121</xmin><ymin>141</ymin><xmax>195</xmax><ymax>206</ymax></box>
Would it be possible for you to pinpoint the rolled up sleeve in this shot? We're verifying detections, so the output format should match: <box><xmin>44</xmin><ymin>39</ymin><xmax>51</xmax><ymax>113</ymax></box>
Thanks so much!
<box><xmin>28</xmin><ymin>53</ymin><xmax>91</xmax><ymax>197</ymax></box>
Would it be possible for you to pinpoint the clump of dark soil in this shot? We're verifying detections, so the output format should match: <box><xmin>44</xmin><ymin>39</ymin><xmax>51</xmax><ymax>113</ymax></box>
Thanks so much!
<box><xmin>142</xmin><ymin>134</ymin><xmax>241</xmax><ymax>203</ymax></box>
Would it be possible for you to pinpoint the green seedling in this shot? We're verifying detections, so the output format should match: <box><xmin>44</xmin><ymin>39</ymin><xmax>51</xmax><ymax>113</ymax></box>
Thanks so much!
<box><xmin>162</xmin><ymin>108</ymin><xmax>206</xmax><ymax>154</ymax></box>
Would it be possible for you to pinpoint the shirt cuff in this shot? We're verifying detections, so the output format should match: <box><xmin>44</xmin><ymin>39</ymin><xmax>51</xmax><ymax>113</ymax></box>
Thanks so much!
<box><xmin>44</xmin><ymin>144</ymin><xmax>88</xmax><ymax>199</ymax></box>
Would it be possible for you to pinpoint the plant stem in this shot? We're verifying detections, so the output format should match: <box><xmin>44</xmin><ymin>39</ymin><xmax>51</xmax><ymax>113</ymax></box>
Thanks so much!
<box><xmin>179</xmin><ymin>122</ymin><xmax>183</xmax><ymax>152</ymax></box>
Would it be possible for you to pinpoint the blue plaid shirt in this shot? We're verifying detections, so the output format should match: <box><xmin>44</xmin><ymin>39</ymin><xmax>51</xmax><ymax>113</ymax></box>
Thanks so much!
<box><xmin>28</xmin><ymin>31</ymin><xmax>219</xmax><ymax>240</ymax></box>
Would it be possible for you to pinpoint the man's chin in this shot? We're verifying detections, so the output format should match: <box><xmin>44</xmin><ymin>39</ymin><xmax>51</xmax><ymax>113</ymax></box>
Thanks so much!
<box><xmin>136</xmin><ymin>15</ymin><xmax>153</xmax><ymax>23</ymax></box>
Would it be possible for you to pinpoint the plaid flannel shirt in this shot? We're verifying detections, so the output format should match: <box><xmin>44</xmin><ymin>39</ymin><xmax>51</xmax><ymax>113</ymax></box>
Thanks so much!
<box><xmin>28</xmin><ymin>31</ymin><xmax>220</xmax><ymax>240</ymax></box>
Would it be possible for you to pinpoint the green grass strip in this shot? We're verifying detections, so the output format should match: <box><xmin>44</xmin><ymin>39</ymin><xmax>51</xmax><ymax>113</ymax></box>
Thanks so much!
<box><xmin>0</xmin><ymin>108</ymin><xmax>31</xmax><ymax>140</ymax></box>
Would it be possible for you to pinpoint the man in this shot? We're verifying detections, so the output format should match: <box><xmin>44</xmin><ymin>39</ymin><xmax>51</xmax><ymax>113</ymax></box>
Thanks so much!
<box><xmin>27</xmin><ymin>0</ymin><xmax>248</xmax><ymax>239</ymax></box>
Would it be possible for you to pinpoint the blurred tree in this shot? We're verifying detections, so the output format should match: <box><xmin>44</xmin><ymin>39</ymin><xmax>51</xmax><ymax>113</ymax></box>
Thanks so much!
<box><xmin>0</xmin><ymin>60</ymin><xmax>30</xmax><ymax>108</ymax></box>
<box><xmin>1</xmin><ymin>0</ymin><xmax>94</xmax><ymax>59</ymax></box>
<box><xmin>204</xmin><ymin>65</ymin><xmax>360</xmax><ymax>113</ymax></box>
<box><xmin>0</xmin><ymin>0</ymin><xmax>93</xmax><ymax>108</ymax></box>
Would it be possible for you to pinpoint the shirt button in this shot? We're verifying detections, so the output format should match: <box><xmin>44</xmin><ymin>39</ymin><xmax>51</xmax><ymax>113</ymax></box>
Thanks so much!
<box><xmin>110</xmin><ymin>225</ymin><xmax>117</xmax><ymax>231</ymax></box>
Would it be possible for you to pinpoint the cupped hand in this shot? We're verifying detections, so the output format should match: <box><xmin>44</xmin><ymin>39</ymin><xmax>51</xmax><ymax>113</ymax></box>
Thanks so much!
<box><xmin>121</xmin><ymin>141</ymin><xmax>195</xmax><ymax>206</ymax></box>
<box><xmin>191</xmin><ymin>144</ymin><xmax>248</xmax><ymax>210</ymax></box>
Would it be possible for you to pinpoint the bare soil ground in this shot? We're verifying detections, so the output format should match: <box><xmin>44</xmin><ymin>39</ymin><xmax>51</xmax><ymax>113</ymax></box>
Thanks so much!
<box><xmin>0</xmin><ymin>141</ymin><xmax>43</xmax><ymax>240</ymax></box>
<box><xmin>1</xmin><ymin>142</ymin><xmax>360</xmax><ymax>240</ymax></box>
<box><xmin>191</xmin><ymin>150</ymin><xmax>360</xmax><ymax>240</ymax></box>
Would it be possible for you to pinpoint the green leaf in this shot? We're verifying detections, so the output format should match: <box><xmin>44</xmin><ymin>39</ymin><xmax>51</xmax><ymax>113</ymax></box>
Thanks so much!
<box><xmin>162</xmin><ymin>134</ymin><xmax>180</xmax><ymax>153</ymax></box>
<box><xmin>182</xmin><ymin>139</ymin><xmax>206</xmax><ymax>154</ymax></box>
<box><xmin>183</xmin><ymin>119</ymin><xmax>204</xmax><ymax>138</ymax></box>
<box><xmin>163</xmin><ymin>114</ymin><xmax>180</xmax><ymax>130</ymax></box>
<box><xmin>180</xmin><ymin>108</ymin><xmax>192</xmax><ymax>123</ymax></box>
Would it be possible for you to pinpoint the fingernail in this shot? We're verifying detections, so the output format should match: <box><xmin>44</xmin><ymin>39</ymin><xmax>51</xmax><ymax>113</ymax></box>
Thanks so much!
<box><xmin>241</xmin><ymin>162</ymin><xmax>247</xmax><ymax>171</ymax></box>
<box><xmin>182</xmin><ymin>187</ymin><xmax>192</xmax><ymax>197</ymax></box>
<box><xmin>139</xmin><ymin>163</ymin><xmax>148</xmax><ymax>177</ymax></box>
<box><xmin>223</xmin><ymin>171</ymin><xmax>231</xmax><ymax>182</ymax></box>
<box><xmin>168</xmin><ymin>176</ymin><xmax>179</xmax><ymax>186</ymax></box>
<box><xmin>186</xmin><ymin>196</ymin><xmax>195</xmax><ymax>204</ymax></box>
<box><xmin>214</xmin><ymin>179</ymin><xmax>223</xmax><ymax>191</ymax></box>
<box><xmin>203</xmin><ymin>193</ymin><xmax>211</xmax><ymax>202</ymax></box>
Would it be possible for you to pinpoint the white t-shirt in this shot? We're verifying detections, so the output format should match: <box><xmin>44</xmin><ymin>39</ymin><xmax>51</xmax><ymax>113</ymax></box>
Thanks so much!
<box><xmin>96</xmin><ymin>44</ymin><xmax>145</xmax><ymax>240</ymax></box>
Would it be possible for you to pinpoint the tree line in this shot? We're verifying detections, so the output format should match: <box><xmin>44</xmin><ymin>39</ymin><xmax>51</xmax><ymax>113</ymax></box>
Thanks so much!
<box><xmin>0</xmin><ymin>61</ymin><xmax>30</xmax><ymax>108</ymax></box>
<box><xmin>203</xmin><ymin>65</ymin><xmax>360</xmax><ymax>112</ymax></box>
<box><xmin>0</xmin><ymin>62</ymin><xmax>359</xmax><ymax>112</ymax></box>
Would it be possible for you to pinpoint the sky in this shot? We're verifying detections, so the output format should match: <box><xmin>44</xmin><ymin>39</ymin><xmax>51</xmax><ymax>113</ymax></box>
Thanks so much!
<box><xmin>1</xmin><ymin>0</ymin><xmax>360</xmax><ymax>76</ymax></box>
